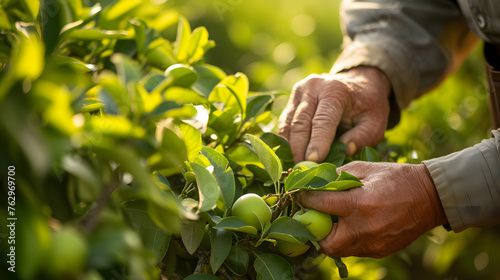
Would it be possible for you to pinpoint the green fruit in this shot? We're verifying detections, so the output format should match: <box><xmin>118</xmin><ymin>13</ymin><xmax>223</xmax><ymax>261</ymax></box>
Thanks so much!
<box><xmin>293</xmin><ymin>208</ymin><xmax>333</xmax><ymax>240</ymax></box>
<box><xmin>276</xmin><ymin>240</ymin><xmax>310</xmax><ymax>257</ymax></box>
<box><xmin>231</xmin><ymin>193</ymin><xmax>272</xmax><ymax>230</ymax></box>
<box><xmin>293</xmin><ymin>161</ymin><xmax>319</xmax><ymax>170</ymax></box>
<box><xmin>48</xmin><ymin>227</ymin><xmax>88</xmax><ymax>276</ymax></box>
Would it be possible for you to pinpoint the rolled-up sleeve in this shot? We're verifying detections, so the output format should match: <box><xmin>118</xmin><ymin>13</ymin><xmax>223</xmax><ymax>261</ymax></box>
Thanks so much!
<box><xmin>332</xmin><ymin>0</ymin><xmax>479</xmax><ymax>123</ymax></box>
<box><xmin>423</xmin><ymin>130</ymin><xmax>500</xmax><ymax>232</ymax></box>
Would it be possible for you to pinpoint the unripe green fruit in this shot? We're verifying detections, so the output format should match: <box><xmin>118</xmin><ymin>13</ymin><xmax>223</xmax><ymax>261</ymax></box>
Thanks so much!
<box><xmin>48</xmin><ymin>227</ymin><xmax>88</xmax><ymax>276</ymax></box>
<box><xmin>231</xmin><ymin>193</ymin><xmax>272</xmax><ymax>230</ymax></box>
<box><xmin>293</xmin><ymin>208</ymin><xmax>333</xmax><ymax>240</ymax></box>
<box><xmin>276</xmin><ymin>240</ymin><xmax>310</xmax><ymax>257</ymax></box>
<box><xmin>293</xmin><ymin>161</ymin><xmax>319</xmax><ymax>170</ymax></box>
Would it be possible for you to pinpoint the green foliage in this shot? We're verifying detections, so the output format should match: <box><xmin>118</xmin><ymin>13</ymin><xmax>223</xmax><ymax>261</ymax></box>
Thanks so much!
<box><xmin>3</xmin><ymin>1</ymin><xmax>499</xmax><ymax>280</ymax></box>
<box><xmin>0</xmin><ymin>1</ymin><xmax>359</xmax><ymax>279</ymax></box>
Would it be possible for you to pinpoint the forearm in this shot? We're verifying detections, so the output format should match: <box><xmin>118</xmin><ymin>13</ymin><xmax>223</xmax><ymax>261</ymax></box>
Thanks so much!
<box><xmin>423</xmin><ymin>129</ymin><xmax>500</xmax><ymax>232</ymax></box>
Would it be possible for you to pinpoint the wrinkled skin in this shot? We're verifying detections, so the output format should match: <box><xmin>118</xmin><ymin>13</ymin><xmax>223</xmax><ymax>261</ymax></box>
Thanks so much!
<box><xmin>278</xmin><ymin>67</ymin><xmax>391</xmax><ymax>162</ymax></box>
<box><xmin>301</xmin><ymin>162</ymin><xmax>448</xmax><ymax>258</ymax></box>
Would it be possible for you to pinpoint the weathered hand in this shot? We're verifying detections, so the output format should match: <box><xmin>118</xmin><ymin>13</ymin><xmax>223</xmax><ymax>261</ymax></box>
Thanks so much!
<box><xmin>278</xmin><ymin>67</ymin><xmax>391</xmax><ymax>162</ymax></box>
<box><xmin>301</xmin><ymin>161</ymin><xmax>448</xmax><ymax>258</ymax></box>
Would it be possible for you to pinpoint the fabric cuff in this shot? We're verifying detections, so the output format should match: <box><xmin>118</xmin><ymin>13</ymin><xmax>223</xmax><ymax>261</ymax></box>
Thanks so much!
<box><xmin>423</xmin><ymin>134</ymin><xmax>500</xmax><ymax>232</ymax></box>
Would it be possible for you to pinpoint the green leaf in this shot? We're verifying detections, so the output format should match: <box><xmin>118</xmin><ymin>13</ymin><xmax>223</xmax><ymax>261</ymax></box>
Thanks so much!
<box><xmin>247</xmin><ymin>134</ymin><xmax>283</xmax><ymax>185</ymax></box>
<box><xmin>51</xmin><ymin>55</ymin><xmax>96</xmax><ymax>73</ymax></box>
<box><xmin>99</xmin><ymin>0</ymin><xmax>142</xmax><ymax>29</ymax></box>
<box><xmin>111</xmin><ymin>53</ymin><xmax>142</xmax><ymax>85</ymax></box>
<box><xmin>210</xmin><ymin>228</ymin><xmax>232</xmax><ymax>273</ymax></box>
<box><xmin>201</xmin><ymin>146</ymin><xmax>235</xmax><ymax>211</ymax></box>
<box><xmin>360</xmin><ymin>146</ymin><xmax>381</xmax><ymax>162</ymax></box>
<box><xmin>145</xmin><ymin>101</ymin><xmax>183</xmax><ymax>119</ymax></box>
<box><xmin>122</xmin><ymin>201</ymin><xmax>171</xmax><ymax>262</ymax></box>
<box><xmin>184</xmin><ymin>274</ymin><xmax>220</xmax><ymax>280</ymax></box>
<box><xmin>325</xmin><ymin>141</ymin><xmax>349</xmax><ymax>167</ymax></box>
<box><xmin>67</xmin><ymin>29</ymin><xmax>128</xmax><ymax>40</ymax></box>
<box><xmin>11</xmin><ymin>25</ymin><xmax>44</xmax><ymax>81</ymax></box>
<box><xmin>180</xmin><ymin>219</ymin><xmax>207</xmax><ymax>255</ymax></box>
<box><xmin>21</xmin><ymin>0</ymin><xmax>40</xmax><ymax>20</ymax></box>
<box><xmin>186</xmin><ymin>26</ymin><xmax>214</xmax><ymax>63</ymax></box>
<box><xmin>334</xmin><ymin>257</ymin><xmax>349</xmax><ymax>278</ymax></box>
<box><xmin>243</xmin><ymin>94</ymin><xmax>273</xmax><ymax>125</ymax></box>
<box><xmin>246</xmin><ymin>164</ymin><xmax>272</xmax><ymax>182</ymax></box>
<box><xmin>266</xmin><ymin>216</ymin><xmax>316</xmax><ymax>243</ymax></box>
<box><xmin>213</xmin><ymin>217</ymin><xmax>258</xmax><ymax>235</ymax></box>
<box><xmin>0</xmin><ymin>7</ymin><xmax>11</xmax><ymax>30</ymax></box>
<box><xmin>179</xmin><ymin>122</ymin><xmax>202</xmax><ymax>162</ymax></box>
<box><xmin>254</xmin><ymin>253</ymin><xmax>294</xmax><ymax>280</ymax></box>
<box><xmin>164</xmin><ymin>87</ymin><xmax>208</xmax><ymax>105</ymax></box>
<box><xmin>209</xmin><ymin>73</ymin><xmax>248</xmax><ymax>117</ymax></box>
<box><xmin>165</xmin><ymin>64</ymin><xmax>199</xmax><ymax>88</ymax></box>
<box><xmin>260</xmin><ymin>133</ymin><xmax>295</xmax><ymax>171</ymax></box>
<box><xmin>193</xmin><ymin>64</ymin><xmax>226</xmax><ymax>98</ymax></box>
<box><xmin>191</xmin><ymin>162</ymin><xmax>219</xmax><ymax>213</ymax></box>
<box><xmin>174</xmin><ymin>16</ymin><xmax>191</xmax><ymax>62</ymax></box>
<box><xmin>225</xmin><ymin>243</ymin><xmax>249</xmax><ymax>276</ymax></box>
<box><xmin>300</xmin><ymin>180</ymin><xmax>362</xmax><ymax>191</ymax></box>
<box><xmin>285</xmin><ymin>163</ymin><xmax>338</xmax><ymax>191</ymax></box>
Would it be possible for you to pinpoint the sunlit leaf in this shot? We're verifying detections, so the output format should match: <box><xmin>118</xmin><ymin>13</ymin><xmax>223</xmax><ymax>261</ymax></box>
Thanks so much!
<box><xmin>99</xmin><ymin>0</ymin><xmax>142</xmax><ymax>29</ymax></box>
<box><xmin>209</xmin><ymin>73</ymin><xmax>248</xmax><ymax>117</ymax></box>
<box><xmin>260</xmin><ymin>133</ymin><xmax>294</xmax><ymax>171</ymax></box>
<box><xmin>201</xmin><ymin>146</ymin><xmax>235</xmax><ymax>211</ymax></box>
<box><xmin>174</xmin><ymin>16</ymin><xmax>191</xmax><ymax>62</ymax></box>
<box><xmin>191</xmin><ymin>163</ymin><xmax>219</xmax><ymax>213</ymax></box>
<box><xmin>247</xmin><ymin>134</ymin><xmax>282</xmax><ymax>185</ymax></box>
<box><xmin>67</xmin><ymin>29</ymin><xmax>128</xmax><ymax>40</ymax></box>
<box><xmin>179</xmin><ymin>122</ymin><xmax>202</xmax><ymax>162</ymax></box>
<box><xmin>165</xmin><ymin>64</ymin><xmax>198</xmax><ymax>88</ymax></box>
<box><xmin>186</xmin><ymin>26</ymin><xmax>214</xmax><ymax>63</ymax></box>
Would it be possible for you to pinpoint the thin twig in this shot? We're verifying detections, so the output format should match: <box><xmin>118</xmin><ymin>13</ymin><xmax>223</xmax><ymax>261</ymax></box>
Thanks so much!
<box><xmin>81</xmin><ymin>169</ymin><xmax>121</xmax><ymax>233</ymax></box>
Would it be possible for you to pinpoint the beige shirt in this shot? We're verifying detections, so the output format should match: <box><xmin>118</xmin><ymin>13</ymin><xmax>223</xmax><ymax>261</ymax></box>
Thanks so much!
<box><xmin>332</xmin><ymin>0</ymin><xmax>500</xmax><ymax>232</ymax></box>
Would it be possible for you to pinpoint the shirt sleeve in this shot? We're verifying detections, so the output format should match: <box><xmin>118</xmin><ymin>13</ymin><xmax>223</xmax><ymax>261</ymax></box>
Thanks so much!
<box><xmin>423</xmin><ymin>130</ymin><xmax>500</xmax><ymax>232</ymax></box>
<box><xmin>332</xmin><ymin>0</ymin><xmax>479</xmax><ymax>125</ymax></box>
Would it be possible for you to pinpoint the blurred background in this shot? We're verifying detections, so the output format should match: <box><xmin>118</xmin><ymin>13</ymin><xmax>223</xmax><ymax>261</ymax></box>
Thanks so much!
<box><xmin>166</xmin><ymin>0</ymin><xmax>500</xmax><ymax>279</ymax></box>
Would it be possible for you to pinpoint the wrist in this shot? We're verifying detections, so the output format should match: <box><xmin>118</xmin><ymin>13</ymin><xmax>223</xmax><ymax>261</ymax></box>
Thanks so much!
<box><xmin>333</xmin><ymin>66</ymin><xmax>391</xmax><ymax>98</ymax></box>
<box><xmin>419</xmin><ymin>163</ymin><xmax>449</xmax><ymax>227</ymax></box>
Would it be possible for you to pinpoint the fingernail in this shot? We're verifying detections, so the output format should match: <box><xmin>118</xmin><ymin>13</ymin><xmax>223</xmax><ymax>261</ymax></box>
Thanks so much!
<box><xmin>347</xmin><ymin>142</ymin><xmax>356</xmax><ymax>155</ymax></box>
<box><xmin>306</xmin><ymin>150</ymin><xmax>319</xmax><ymax>162</ymax></box>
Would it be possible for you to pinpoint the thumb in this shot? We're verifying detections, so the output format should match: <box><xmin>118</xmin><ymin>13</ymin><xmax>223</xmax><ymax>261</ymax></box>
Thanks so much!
<box><xmin>300</xmin><ymin>190</ymin><xmax>355</xmax><ymax>216</ymax></box>
<box><xmin>338</xmin><ymin>117</ymin><xmax>386</xmax><ymax>155</ymax></box>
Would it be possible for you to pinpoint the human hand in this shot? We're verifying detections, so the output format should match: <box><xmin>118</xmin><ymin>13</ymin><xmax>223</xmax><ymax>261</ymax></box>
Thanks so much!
<box><xmin>300</xmin><ymin>161</ymin><xmax>448</xmax><ymax>258</ymax></box>
<box><xmin>278</xmin><ymin>67</ymin><xmax>391</xmax><ymax>162</ymax></box>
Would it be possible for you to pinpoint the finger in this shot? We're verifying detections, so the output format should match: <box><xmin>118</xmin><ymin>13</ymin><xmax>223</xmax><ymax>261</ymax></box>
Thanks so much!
<box><xmin>338</xmin><ymin>116</ymin><xmax>386</xmax><ymax>155</ymax></box>
<box><xmin>300</xmin><ymin>190</ymin><xmax>356</xmax><ymax>216</ymax></box>
<box><xmin>288</xmin><ymin>97</ymin><xmax>317</xmax><ymax>162</ymax></box>
<box><xmin>318</xmin><ymin>220</ymin><xmax>357</xmax><ymax>257</ymax></box>
<box><xmin>278</xmin><ymin>86</ymin><xmax>303</xmax><ymax>141</ymax></box>
<box><xmin>305</xmin><ymin>92</ymin><xmax>347</xmax><ymax>162</ymax></box>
